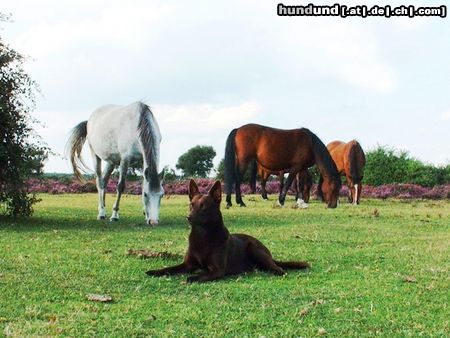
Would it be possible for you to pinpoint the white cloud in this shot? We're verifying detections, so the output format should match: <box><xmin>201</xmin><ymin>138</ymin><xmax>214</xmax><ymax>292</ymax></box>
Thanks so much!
<box><xmin>272</xmin><ymin>18</ymin><xmax>397</xmax><ymax>93</ymax></box>
<box><xmin>11</xmin><ymin>2</ymin><xmax>177</xmax><ymax>58</ymax></box>
<box><xmin>157</xmin><ymin>100</ymin><xmax>262</xmax><ymax>131</ymax></box>
<box><xmin>440</xmin><ymin>111</ymin><xmax>450</xmax><ymax>121</ymax></box>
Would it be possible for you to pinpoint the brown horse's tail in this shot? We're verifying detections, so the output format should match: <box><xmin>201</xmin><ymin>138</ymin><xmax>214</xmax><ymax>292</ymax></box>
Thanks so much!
<box><xmin>349</xmin><ymin>141</ymin><xmax>365</xmax><ymax>184</ymax></box>
<box><xmin>66</xmin><ymin>121</ymin><xmax>89</xmax><ymax>181</ymax></box>
<box><xmin>224</xmin><ymin>128</ymin><xmax>238</xmax><ymax>196</ymax></box>
<box><xmin>275</xmin><ymin>260</ymin><xmax>310</xmax><ymax>270</ymax></box>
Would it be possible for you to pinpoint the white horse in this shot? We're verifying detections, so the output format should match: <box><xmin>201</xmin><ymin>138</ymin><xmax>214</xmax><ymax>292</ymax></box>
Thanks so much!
<box><xmin>67</xmin><ymin>102</ymin><xmax>164</xmax><ymax>225</ymax></box>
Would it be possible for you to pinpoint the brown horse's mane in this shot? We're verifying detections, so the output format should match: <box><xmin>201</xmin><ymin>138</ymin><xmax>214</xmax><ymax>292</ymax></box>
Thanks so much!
<box><xmin>306</xmin><ymin>129</ymin><xmax>340</xmax><ymax>180</ymax></box>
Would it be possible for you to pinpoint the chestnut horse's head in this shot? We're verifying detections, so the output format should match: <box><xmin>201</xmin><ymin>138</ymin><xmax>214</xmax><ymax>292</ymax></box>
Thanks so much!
<box><xmin>320</xmin><ymin>175</ymin><xmax>341</xmax><ymax>208</ymax></box>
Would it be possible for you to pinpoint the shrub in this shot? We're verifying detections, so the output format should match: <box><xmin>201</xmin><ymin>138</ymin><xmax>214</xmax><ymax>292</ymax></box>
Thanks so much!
<box><xmin>363</xmin><ymin>146</ymin><xmax>449</xmax><ymax>187</ymax></box>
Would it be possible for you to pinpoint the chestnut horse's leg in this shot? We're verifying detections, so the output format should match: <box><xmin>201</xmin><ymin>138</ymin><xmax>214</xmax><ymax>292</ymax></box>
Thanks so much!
<box><xmin>317</xmin><ymin>175</ymin><xmax>324</xmax><ymax>201</ymax></box>
<box><xmin>302</xmin><ymin>177</ymin><xmax>311</xmax><ymax>203</ymax></box>
<box><xmin>261</xmin><ymin>173</ymin><xmax>269</xmax><ymax>200</ymax></box>
<box><xmin>356</xmin><ymin>183</ymin><xmax>362</xmax><ymax>205</ymax></box>
<box><xmin>278</xmin><ymin>172</ymin><xmax>295</xmax><ymax>206</ymax></box>
<box><xmin>295</xmin><ymin>171</ymin><xmax>309</xmax><ymax>208</ymax></box>
<box><xmin>294</xmin><ymin>173</ymin><xmax>300</xmax><ymax>202</ymax></box>
<box><xmin>346</xmin><ymin>176</ymin><xmax>354</xmax><ymax>203</ymax></box>
<box><xmin>249</xmin><ymin>160</ymin><xmax>257</xmax><ymax>194</ymax></box>
<box><xmin>278</xmin><ymin>172</ymin><xmax>284</xmax><ymax>196</ymax></box>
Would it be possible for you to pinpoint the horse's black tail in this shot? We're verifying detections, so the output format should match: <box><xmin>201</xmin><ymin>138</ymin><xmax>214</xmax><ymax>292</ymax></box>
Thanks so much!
<box><xmin>249</xmin><ymin>160</ymin><xmax>258</xmax><ymax>193</ymax></box>
<box><xmin>275</xmin><ymin>260</ymin><xmax>310</xmax><ymax>270</ymax></box>
<box><xmin>224</xmin><ymin>128</ymin><xmax>238</xmax><ymax>196</ymax></box>
<box><xmin>66</xmin><ymin>121</ymin><xmax>89</xmax><ymax>181</ymax></box>
<box><xmin>349</xmin><ymin>141</ymin><xmax>365</xmax><ymax>184</ymax></box>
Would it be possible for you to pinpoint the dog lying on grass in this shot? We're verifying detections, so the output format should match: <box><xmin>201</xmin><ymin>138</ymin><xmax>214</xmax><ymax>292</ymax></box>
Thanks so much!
<box><xmin>146</xmin><ymin>179</ymin><xmax>309</xmax><ymax>283</ymax></box>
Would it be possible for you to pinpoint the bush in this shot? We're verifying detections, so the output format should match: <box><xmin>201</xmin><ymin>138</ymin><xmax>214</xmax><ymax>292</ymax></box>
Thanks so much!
<box><xmin>363</xmin><ymin>146</ymin><xmax>449</xmax><ymax>187</ymax></box>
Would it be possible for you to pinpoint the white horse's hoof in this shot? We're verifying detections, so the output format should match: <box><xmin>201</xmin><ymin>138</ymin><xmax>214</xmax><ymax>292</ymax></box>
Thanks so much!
<box><xmin>110</xmin><ymin>217</ymin><xmax>119</xmax><ymax>222</ymax></box>
<box><xmin>98</xmin><ymin>215</ymin><xmax>106</xmax><ymax>220</ymax></box>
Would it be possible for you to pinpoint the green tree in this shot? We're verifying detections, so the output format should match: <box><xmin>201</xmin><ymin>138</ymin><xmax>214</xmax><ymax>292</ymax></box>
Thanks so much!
<box><xmin>176</xmin><ymin>145</ymin><xmax>216</xmax><ymax>178</ymax></box>
<box><xmin>162</xmin><ymin>165</ymin><xmax>179</xmax><ymax>182</ymax></box>
<box><xmin>0</xmin><ymin>18</ymin><xmax>49</xmax><ymax>216</ymax></box>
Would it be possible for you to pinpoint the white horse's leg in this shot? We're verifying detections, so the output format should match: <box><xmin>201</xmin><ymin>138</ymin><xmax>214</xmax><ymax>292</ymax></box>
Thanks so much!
<box><xmin>110</xmin><ymin>160</ymin><xmax>128</xmax><ymax>221</ymax></box>
<box><xmin>93</xmin><ymin>155</ymin><xmax>106</xmax><ymax>220</ymax></box>
<box><xmin>93</xmin><ymin>156</ymin><xmax>114</xmax><ymax>220</ymax></box>
<box><xmin>100</xmin><ymin>161</ymin><xmax>115</xmax><ymax>213</ymax></box>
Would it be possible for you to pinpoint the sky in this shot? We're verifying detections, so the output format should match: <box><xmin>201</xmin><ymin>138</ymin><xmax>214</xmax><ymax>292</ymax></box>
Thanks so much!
<box><xmin>2</xmin><ymin>0</ymin><xmax>449</xmax><ymax>174</ymax></box>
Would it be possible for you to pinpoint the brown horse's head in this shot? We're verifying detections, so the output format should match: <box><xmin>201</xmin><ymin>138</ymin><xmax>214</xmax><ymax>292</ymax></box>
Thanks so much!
<box><xmin>320</xmin><ymin>175</ymin><xmax>341</xmax><ymax>208</ymax></box>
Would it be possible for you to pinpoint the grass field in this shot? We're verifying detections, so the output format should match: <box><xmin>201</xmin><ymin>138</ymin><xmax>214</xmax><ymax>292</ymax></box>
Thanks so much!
<box><xmin>0</xmin><ymin>193</ymin><xmax>449</xmax><ymax>337</ymax></box>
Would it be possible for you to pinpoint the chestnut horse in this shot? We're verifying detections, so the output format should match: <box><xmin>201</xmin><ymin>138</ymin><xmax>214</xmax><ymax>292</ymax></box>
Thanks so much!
<box><xmin>321</xmin><ymin>140</ymin><xmax>365</xmax><ymax>205</ymax></box>
<box><xmin>224</xmin><ymin>124</ymin><xmax>341</xmax><ymax>208</ymax></box>
<box><xmin>249</xmin><ymin>164</ymin><xmax>312</xmax><ymax>208</ymax></box>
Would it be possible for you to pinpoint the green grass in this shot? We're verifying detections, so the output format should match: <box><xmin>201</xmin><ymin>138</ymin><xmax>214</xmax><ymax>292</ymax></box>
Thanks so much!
<box><xmin>0</xmin><ymin>194</ymin><xmax>449</xmax><ymax>337</ymax></box>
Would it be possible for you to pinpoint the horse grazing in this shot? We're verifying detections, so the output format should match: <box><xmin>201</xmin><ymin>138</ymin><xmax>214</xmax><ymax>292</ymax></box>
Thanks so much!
<box><xmin>249</xmin><ymin>163</ymin><xmax>312</xmax><ymax>208</ymax></box>
<box><xmin>224</xmin><ymin>124</ymin><xmax>340</xmax><ymax>208</ymax></box>
<box><xmin>67</xmin><ymin>102</ymin><xmax>164</xmax><ymax>225</ymax></box>
<box><xmin>322</xmin><ymin>140</ymin><xmax>365</xmax><ymax>205</ymax></box>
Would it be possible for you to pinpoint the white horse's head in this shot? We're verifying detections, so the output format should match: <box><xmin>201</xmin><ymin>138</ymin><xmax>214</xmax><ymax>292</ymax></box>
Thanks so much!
<box><xmin>142</xmin><ymin>168</ymin><xmax>164</xmax><ymax>225</ymax></box>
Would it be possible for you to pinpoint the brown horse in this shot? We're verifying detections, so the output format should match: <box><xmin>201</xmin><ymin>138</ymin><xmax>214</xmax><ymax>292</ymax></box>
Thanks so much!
<box><xmin>224</xmin><ymin>124</ymin><xmax>341</xmax><ymax>208</ymax></box>
<box><xmin>322</xmin><ymin>140</ymin><xmax>366</xmax><ymax>205</ymax></box>
<box><xmin>249</xmin><ymin>163</ymin><xmax>312</xmax><ymax>207</ymax></box>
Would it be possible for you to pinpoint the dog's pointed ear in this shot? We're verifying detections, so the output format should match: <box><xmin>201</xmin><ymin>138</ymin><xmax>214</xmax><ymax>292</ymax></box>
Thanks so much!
<box><xmin>209</xmin><ymin>180</ymin><xmax>222</xmax><ymax>205</ymax></box>
<box><xmin>189</xmin><ymin>179</ymin><xmax>200</xmax><ymax>201</ymax></box>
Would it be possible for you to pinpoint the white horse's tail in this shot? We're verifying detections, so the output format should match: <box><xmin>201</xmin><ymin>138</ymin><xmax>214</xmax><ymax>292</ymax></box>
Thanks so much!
<box><xmin>66</xmin><ymin>121</ymin><xmax>89</xmax><ymax>181</ymax></box>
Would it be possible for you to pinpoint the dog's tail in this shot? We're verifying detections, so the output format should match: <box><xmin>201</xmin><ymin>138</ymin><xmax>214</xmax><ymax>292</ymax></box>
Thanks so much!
<box><xmin>275</xmin><ymin>260</ymin><xmax>310</xmax><ymax>270</ymax></box>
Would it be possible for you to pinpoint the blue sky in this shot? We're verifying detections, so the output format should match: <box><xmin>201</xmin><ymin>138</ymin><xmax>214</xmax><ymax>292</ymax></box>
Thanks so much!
<box><xmin>2</xmin><ymin>0</ymin><xmax>449</xmax><ymax>173</ymax></box>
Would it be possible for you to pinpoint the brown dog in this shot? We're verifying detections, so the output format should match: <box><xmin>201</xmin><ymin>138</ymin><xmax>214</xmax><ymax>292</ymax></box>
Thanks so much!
<box><xmin>146</xmin><ymin>179</ymin><xmax>309</xmax><ymax>283</ymax></box>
